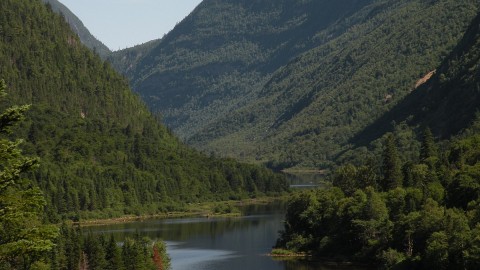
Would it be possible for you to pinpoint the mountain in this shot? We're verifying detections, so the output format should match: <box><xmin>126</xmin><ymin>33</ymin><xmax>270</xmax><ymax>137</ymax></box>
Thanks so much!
<box><xmin>111</xmin><ymin>0</ymin><xmax>377</xmax><ymax>143</ymax></box>
<box><xmin>274</xmin><ymin>12</ymin><xmax>480</xmax><ymax>269</ymax></box>
<box><xmin>108</xmin><ymin>39</ymin><xmax>161</xmax><ymax>76</ymax></box>
<box><xmin>109</xmin><ymin>0</ymin><xmax>480</xmax><ymax>170</ymax></box>
<box><xmin>354</xmin><ymin>10</ymin><xmax>480</xmax><ymax>145</ymax></box>
<box><xmin>41</xmin><ymin>0</ymin><xmax>111</xmax><ymax>58</ymax></box>
<box><xmin>0</xmin><ymin>0</ymin><xmax>287</xmax><ymax>221</ymax></box>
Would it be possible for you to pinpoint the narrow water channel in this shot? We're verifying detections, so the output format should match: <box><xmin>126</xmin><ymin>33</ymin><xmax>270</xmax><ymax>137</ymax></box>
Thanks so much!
<box><xmin>89</xmin><ymin>175</ymin><xmax>369</xmax><ymax>270</ymax></box>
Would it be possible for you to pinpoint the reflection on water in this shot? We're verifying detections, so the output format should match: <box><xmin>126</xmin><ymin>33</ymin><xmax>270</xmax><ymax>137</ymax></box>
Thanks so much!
<box><xmin>285</xmin><ymin>172</ymin><xmax>329</xmax><ymax>188</ymax></box>
<box><xmin>283</xmin><ymin>259</ymin><xmax>369</xmax><ymax>270</ymax></box>
<box><xmin>167</xmin><ymin>244</ymin><xmax>237</xmax><ymax>270</ymax></box>
<box><xmin>90</xmin><ymin>203</ymin><xmax>289</xmax><ymax>270</ymax></box>
<box><xmin>88</xmin><ymin>194</ymin><xmax>370</xmax><ymax>270</ymax></box>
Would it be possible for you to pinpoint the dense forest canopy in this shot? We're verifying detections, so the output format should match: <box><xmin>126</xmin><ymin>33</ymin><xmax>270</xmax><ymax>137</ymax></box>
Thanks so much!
<box><xmin>354</xmin><ymin>9</ymin><xmax>480</xmax><ymax>146</ymax></box>
<box><xmin>41</xmin><ymin>0</ymin><xmax>111</xmax><ymax>58</ymax></box>
<box><xmin>3</xmin><ymin>0</ymin><xmax>480</xmax><ymax>268</ymax></box>
<box><xmin>277</xmin><ymin>9</ymin><xmax>480</xmax><ymax>269</ymax></box>
<box><xmin>109</xmin><ymin>0</ymin><xmax>480</xmax><ymax>170</ymax></box>
<box><xmin>0</xmin><ymin>0</ymin><xmax>288</xmax><ymax>223</ymax></box>
<box><xmin>277</xmin><ymin>127</ymin><xmax>480</xmax><ymax>269</ymax></box>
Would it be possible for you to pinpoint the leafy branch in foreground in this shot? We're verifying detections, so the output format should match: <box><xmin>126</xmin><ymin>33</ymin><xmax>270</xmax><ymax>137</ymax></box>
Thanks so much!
<box><xmin>0</xmin><ymin>80</ymin><xmax>58</xmax><ymax>270</ymax></box>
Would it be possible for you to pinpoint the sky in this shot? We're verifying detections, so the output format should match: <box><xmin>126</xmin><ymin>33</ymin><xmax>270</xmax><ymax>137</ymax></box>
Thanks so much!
<box><xmin>59</xmin><ymin>0</ymin><xmax>203</xmax><ymax>51</ymax></box>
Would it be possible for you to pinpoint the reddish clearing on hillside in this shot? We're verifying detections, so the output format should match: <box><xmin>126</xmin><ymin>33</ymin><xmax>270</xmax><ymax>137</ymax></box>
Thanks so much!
<box><xmin>415</xmin><ymin>70</ymin><xmax>436</xmax><ymax>89</ymax></box>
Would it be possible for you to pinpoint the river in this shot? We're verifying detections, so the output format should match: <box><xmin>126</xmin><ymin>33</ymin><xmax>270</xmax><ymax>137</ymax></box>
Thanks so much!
<box><xmin>89</xmin><ymin>175</ymin><xmax>369</xmax><ymax>270</ymax></box>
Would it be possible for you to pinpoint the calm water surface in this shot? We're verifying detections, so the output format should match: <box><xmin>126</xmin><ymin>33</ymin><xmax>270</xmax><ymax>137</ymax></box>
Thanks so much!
<box><xmin>285</xmin><ymin>172</ymin><xmax>327</xmax><ymax>188</ymax></box>
<box><xmin>89</xmin><ymin>176</ymin><xmax>369</xmax><ymax>270</ymax></box>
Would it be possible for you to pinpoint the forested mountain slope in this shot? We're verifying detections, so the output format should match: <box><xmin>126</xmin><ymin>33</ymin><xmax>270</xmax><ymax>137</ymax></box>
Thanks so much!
<box><xmin>0</xmin><ymin>0</ymin><xmax>287</xmax><ymax>221</ymax></box>
<box><xmin>110</xmin><ymin>0</ymin><xmax>376</xmax><ymax>139</ymax></box>
<box><xmin>41</xmin><ymin>0</ymin><xmax>111</xmax><ymax>58</ymax></box>
<box><xmin>108</xmin><ymin>39</ymin><xmax>161</xmax><ymax>77</ymax></box>
<box><xmin>275</xmin><ymin>13</ymin><xmax>480</xmax><ymax>269</ymax></box>
<box><xmin>354</xmin><ymin>10</ymin><xmax>480</xmax><ymax>145</ymax></box>
<box><xmin>110</xmin><ymin>0</ymin><xmax>480</xmax><ymax>170</ymax></box>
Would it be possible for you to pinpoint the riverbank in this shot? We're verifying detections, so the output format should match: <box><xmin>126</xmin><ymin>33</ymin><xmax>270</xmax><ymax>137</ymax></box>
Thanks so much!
<box><xmin>75</xmin><ymin>196</ymin><xmax>288</xmax><ymax>227</ymax></box>
<box><xmin>269</xmin><ymin>249</ymin><xmax>374</xmax><ymax>269</ymax></box>
<box><xmin>281</xmin><ymin>168</ymin><xmax>327</xmax><ymax>174</ymax></box>
<box><xmin>268</xmin><ymin>249</ymin><xmax>310</xmax><ymax>258</ymax></box>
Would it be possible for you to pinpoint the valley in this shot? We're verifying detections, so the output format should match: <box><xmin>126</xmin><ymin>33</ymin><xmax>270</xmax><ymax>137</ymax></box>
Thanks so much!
<box><xmin>2</xmin><ymin>0</ymin><xmax>480</xmax><ymax>269</ymax></box>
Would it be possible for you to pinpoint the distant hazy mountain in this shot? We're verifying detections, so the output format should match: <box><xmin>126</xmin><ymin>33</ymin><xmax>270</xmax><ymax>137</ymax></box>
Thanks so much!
<box><xmin>109</xmin><ymin>0</ymin><xmax>479</xmax><ymax>169</ymax></box>
<box><xmin>108</xmin><ymin>39</ymin><xmax>161</xmax><ymax>76</ymax></box>
<box><xmin>42</xmin><ymin>0</ymin><xmax>111</xmax><ymax>58</ymax></box>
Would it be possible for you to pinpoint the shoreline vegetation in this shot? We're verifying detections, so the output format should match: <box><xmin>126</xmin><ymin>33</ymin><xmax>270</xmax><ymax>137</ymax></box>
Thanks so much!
<box><xmin>74</xmin><ymin>196</ymin><xmax>289</xmax><ymax>227</ymax></box>
<box><xmin>269</xmin><ymin>249</ymin><xmax>373</xmax><ymax>269</ymax></box>
<box><xmin>269</xmin><ymin>248</ymin><xmax>310</xmax><ymax>258</ymax></box>
<box><xmin>281</xmin><ymin>169</ymin><xmax>327</xmax><ymax>174</ymax></box>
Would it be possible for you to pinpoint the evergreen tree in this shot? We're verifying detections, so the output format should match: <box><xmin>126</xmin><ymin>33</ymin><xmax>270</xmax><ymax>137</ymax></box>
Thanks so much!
<box><xmin>105</xmin><ymin>235</ymin><xmax>123</xmax><ymax>270</ymax></box>
<box><xmin>381</xmin><ymin>134</ymin><xmax>403</xmax><ymax>191</ymax></box>
<box><xmin>83</xmin><ymin>233</ymin><xmax>107</xmax><ymax>270</ymax></box>
<box><xmin>122</xmin><ymin>238</ymin><xmax>143</xmax><ymax>270</ymax></box>
<box><xmin>0</xmin><ymin>0</ymin><xmax>289</xmax><ymax>222</ymax></box>
<box><xmin>0</xmin><ymin>80</ymin><xmax>58</xmax><ymax>269</ymax></box>
<box><xmin>420</xmin><ymin>128</ymin><xmax>437</xmax><ymax>160</ymax></box>
<box><xmin>420</xmin><ymin>127</ymin><xmax>438</xmax><ymax>162</ymax></box>
<box><xmin>153</xmin><ymin>241</ymin><xmax>170</xmax><ymax>270</ymax></box>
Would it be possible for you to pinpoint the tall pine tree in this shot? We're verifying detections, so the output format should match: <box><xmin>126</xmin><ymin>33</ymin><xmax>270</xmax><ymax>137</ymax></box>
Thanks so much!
<box><xmin>420</xmin><ymin>127</ymin><xmax>438</xmax><ymax>162</ymax></box>
<box><xmin>105</xmin><ymin>235</ymin><xmax>124</xmax><ymax>270</ymax></box>
<box><xmin>381</xmin><ymin>134</ymin><xmax>403</xmax><ymax>191</ymax></box>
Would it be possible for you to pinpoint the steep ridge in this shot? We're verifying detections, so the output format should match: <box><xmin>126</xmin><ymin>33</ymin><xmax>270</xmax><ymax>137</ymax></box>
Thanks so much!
<box><xmin>190</xmin><ymin>0</ymin><xmax>480</xmax><ymax>168</ymax></box>
<box><xmin>110</xmin><ymin>0</ymin><xmax>479</xmax><ymax>170</ymax></box>
<box><xmin>273</xmin><ymin>13</ymin><xmax>480</xmax><ymax>269</ymax></box>
<box><xmin>110</xmin><ymin>0</ymin><xmax>376</xmax><ymax>139</ymax></box>
<box><xmin>354</xmin><ymin>10</ymin><xmax>480</xmax><ymax>145</ymax></box>
<box><xmin>0</xmin><ymin>0</ymin><xmax>287</xmax><ymax>221</ymax></box>
<box><xmin>41</xmin><ymin>0</ymin><xmax>111</xmax><ymax>58</ymax></box>
<box><xmin>108</xmin><ymin>39</ymin><xmax>161</xmax><ymax>77</ymax></box>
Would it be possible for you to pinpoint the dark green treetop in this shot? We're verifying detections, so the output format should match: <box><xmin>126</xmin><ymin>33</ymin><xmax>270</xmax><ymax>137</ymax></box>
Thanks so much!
<box><xmin>382</xmin><ymin>134</ymin><xmax>403</xmax><ymax>191</ymax></box>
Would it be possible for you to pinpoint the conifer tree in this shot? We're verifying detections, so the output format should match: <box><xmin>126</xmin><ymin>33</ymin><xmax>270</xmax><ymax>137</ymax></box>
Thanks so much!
<box><xmin>153</xmin><ymin>240</ymin><xmax>170</xmax><ymax>270</ymax></box>
<box><xmin>122</xmin><ymin>238</ymin><xmax>147</xmax><ymax>270</ymax></box>
<box><xmin>105</xmin><ymin>235</ymin><xmax>124</xmax><ymax>270</ymax></box>
<box><xmin>0</xmin><ymin>80</ymin><xmax>58</xmax><ymax>269</ymax></box>
<box><xmin>419</xmin><ymin>127</ymin><xmax>440</xmax><ymax>185</ymax></box>
<box><xmin>420</xmin><ymin>127</ymin><xmax>437</xmax><ymax>162</ymax></box>
<box><xmin>83</xmin><ymin>233</ymin><xmax>107</xmax><ymax>270</ymax></box>
<box><xmin>381</xmin><ymin>134</ymin><xmax>403</xmax><ymax>191</ymax></box>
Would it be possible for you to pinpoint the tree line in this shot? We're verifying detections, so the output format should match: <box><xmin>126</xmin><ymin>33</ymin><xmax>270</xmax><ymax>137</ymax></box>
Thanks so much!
<box><xmin>0</xmin><ymin>0</ymin><xmax>289</xmax><ymax>223</ymax></box>
<box><xmin>277</xmin><ymin>127</ymin><xmax>480</xmax><ymax>269</ymax></box>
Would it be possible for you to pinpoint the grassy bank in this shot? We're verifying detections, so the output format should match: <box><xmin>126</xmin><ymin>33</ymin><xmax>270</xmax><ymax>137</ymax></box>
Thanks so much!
<box><xmin>269</xmin><ymin>248</ymin><xmax>310</xmax><ymax>258</ymax></box>
<box><xmin>75</xmin><ymin>196</ymin><xmax>289</xmax><ymax>227</ymax></box>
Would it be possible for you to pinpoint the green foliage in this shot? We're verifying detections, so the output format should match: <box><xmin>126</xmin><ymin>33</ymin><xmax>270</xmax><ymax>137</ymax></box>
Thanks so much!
<box><xmin>41</xmin><ymin>0</ymin><xmax>111</xmax><ymax>58</ymax></box>
<box><xmin>153</xmin><ymin>240</ymin><xmax>170</xmax><ymax>270</ymax></box>
<box><xmin>105</xmin><ymin>235</ymin><xmax>124</xmax><ymax>270</ymax></box>
<box><xmin>277</xmin><ymin>127</ymin><xmax>480</xmax><ymax>269</ymax></box>
<box><xmin>109</xmin><ymin>0</ymin><xmax>479</xmax><ymax>169</ymax></box>
<box><xmin>48</xmin><ymin>226</ymin><xmax>170</xmax><ymax>270</ymax></box>
<box><xmin>359</xmin><ymin>10</ymin><xmax>480</xmax><ymax>148</ymax></box>
<box><xmin>382</xmin><ymin>134</ymin><xmax>403</xmax><ymax>191</ymax></box>
<box><xmin>379</xmin><ymin>248</ymin><xmax>406</xmax><ymax>270</ymax></box>
<box><xmin>0</xmin><ymin>80</ymin><xmax>58</xmax><ymax>269</ymax></box>
<box><xmin>332</xmin><ymin>164</ymin><xmax>359</xmax><ymax>196</ymax></box>
<box><xmin>420</xmin><ymin>128</ymin><xmax>438</xmax><ymax>162</ymax></box>
<box><xmin>0</xmin><ymin>0</ymin><xmax>288</xmax><ymax>222</ymax></box>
